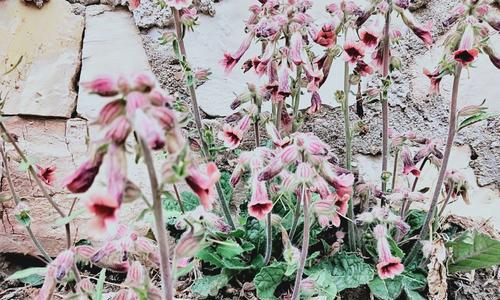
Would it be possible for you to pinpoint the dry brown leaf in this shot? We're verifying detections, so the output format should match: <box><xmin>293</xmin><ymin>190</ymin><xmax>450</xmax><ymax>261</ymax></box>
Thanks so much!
<box><xmin>427</xmin><ymin>238</ymin><xmax>448</xmax><ymax>300</ymax></box>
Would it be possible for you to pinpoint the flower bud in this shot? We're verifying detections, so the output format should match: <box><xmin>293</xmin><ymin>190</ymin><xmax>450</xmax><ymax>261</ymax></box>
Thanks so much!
<box><xmin>125</xmin><ymin>261</ymin><xmax>145</xmax><ymax>287</ymax></box>
<box><xmin>53</xmin><ymin>250</ymin><xmax>75</xmax><ymax>281</ymax></box>
<box><xmin>82</xmin><ymin>76</ymin><xmax>118</xmax><ymax>97</ymax></box>
<box><xmin>97</xmin><ymin>100</ymin><xmax>125</xmax><ymax>125</ymax></box>
<box><xmin>133</xmin><ymin>73</ymin><xmax>155</xmax><ymax>92</ymax></box>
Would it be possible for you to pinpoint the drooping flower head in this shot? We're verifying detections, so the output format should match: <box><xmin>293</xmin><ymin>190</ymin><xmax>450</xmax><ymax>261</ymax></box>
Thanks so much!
<box><xmin>373</xmin><ymin>224</ymin><xmax>405</xmax><ymax>279</ymax></box>
<box><xmin>86</xmin><ymin>194</ymin><xmax>120</xmax><ymax>233</ymax></box>
<box><xmin>401</xmin><ymin>146</ymin><xmax>420</xmax><ymax>177</ymax></box>
<box><xmin>36</xmin><ymin>164</ymin><xmax>56</xmax><ymax>186</ymax></box>
<box><xmin>185</xmin><ymin>162</ymin><xmax>221</xmax><ymax>210</ymax></box>
<box><xmin>453</xmin><ymin>23</ymin><xmax>479</xmax><ymax>66</ymax></box>
<box><xmin>343</xmin><ymin>42</ymin><xmax>365</xmax><ymax>64</ymax></box>
<box><xmin>248</xmin><ymin>178</ymin><xmax>273</xmax><ymax>220</ymax></box>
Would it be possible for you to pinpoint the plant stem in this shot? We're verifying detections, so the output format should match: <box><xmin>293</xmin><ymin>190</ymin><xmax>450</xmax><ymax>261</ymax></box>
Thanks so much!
<box><xmin>400</xmin><ymin>157</ymin><xmax>429</xmax><ymax>218</ymax></box>
<box><xmin>405</xmin><ymin>65</ymin><xmax>462</xmax><ymax>265</ymax></box>
<box><xmin>437</xmin><ymin>188</ymin><xmax>454</xmax><ymax>220</ymax></box>
<box><xmin>172</xmin><ymin>184</ymin><xmax>185</xmax><ymax>214</ymax></box>
<box><xmin>140</xmin><ymin>139</ymin><xmax>173</xmax><ymax>300</ymax></box>
<box><xmin>0</xmin><ymin>143</ymin><xmax>52</xmax><ymax>263</ymax></box>
<box><xmin>275</xmin><ymin>101</ymin><xmax>283</xmax><ymax>130</ymax></box>
<box><xmin>171</xmin><ymin>8</ymin><xmax>234</xmax><ymax>229</ymax></box>
<box><xmin>264</xmin><ymin>213</ymin><xmax>272</xmax><ymax>265</ymax></box>
<box><xmin>291</xmin><ymin>187</ymin><xmax>310</xmax><ymax>300</ymax></box>
<box><xmin>292</xmin><ymin>66</ymin><xmax>303</xmax><ymax>132</ymax></box>
<box><xmin>342</xmin><ymin>60</ymin><xmax>357</xmax><ymax>251</ymax></box>
<box><xmin>288</xmin><ymin>192</ymin><xmax>302</xmax><ymax>241</ymax></box>
<box><xmin>391</xmin><ymin>150</ymin><xmax>399</xmax><ymax>191</ymax></box>
<box><xmin>381</xmin><ymin>4</ymin><xmax>391</xmax><ymax>193</ymax></box>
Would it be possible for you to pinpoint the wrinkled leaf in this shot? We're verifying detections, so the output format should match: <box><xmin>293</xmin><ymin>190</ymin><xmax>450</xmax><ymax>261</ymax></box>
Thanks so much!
<box><xmin>329</xmin><ymin>252</ymin><xmax>375</xmax><ymax>292</ymax></box>
<box><xmin>447</xmin><ymin>230</ymin><xmax>500</xmax><ymax>273</ymax></box>
<box><xmin>191</xmin><ymin>273</ymin><xmax>229</xmax><ymax>298</ymax></box>
<box><xmin>254</xmin><ymin>262</ymin><xmax>286</xmax><ymax>300</ymax></box>
<box><xmin>368</xmin><ymin>276</ymin><xmax>403</xmax><ymax>300</ymax></box>
<box><xmin>302</xmin><ymin>270</ymin><xmax>337</xmax><ymax>300</ymax></box>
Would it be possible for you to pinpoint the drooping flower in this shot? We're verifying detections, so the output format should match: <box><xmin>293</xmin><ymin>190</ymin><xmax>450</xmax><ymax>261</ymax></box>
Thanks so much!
<box><xmin>218</xmin><ymin>114</ymin><xmax>251</xmax><ymax>150</ymax></box>
<box><xmin>314</xmin><ymin>193</ymin><xmax>349</xmax><ymax>228</ymax></box>
<box><xmin>445</xmin><ymin>170</ymin><xmax>470</xmax><ymax>204</ymax></box>
<box><xmin>290</xmin><ymin>31</ymin><xmax>305</xmax><ymax>65</ymax></box>
<box><xmin>320</xmin><ymin>163</ymin><xmax>355</xmax><ymax>197</ymax></box>
<box><xmin>126</xmin><ymin>92</ymin><xmax>149</xmax><ymax>115</ymax></box>
<box><xmin>185</xmin><ymin>162</ymin><xmax>220</xmax><ymax>210</ymax></box>
<box><xmin>373</xmin><ymin>224</ymin><xmax>404</xmax><ymax>279</ymax></box>
<box><xmin>125</xmin><ymin>261</ymin><xmax>145</xmax><ymax>287</ymax></box>
<box><xmin>86</xmin><ymin>194</ymin><xmax>120</xmax><ymax>233</ymax></box>
<box><xmin>400</xmin><ymin>11</ymin><xmax>433</xmax><ymax>46</ymax></box>
<box><xmin>354</xmin><ymin>60</ymin><xmax>373</xmax><ymax>76</ymax></box>
<box><xmin>248</xmin><ymin>178</ymin><xmax>273</xmax><ymax>220</ymax></box>
<box><xmin>133</xmin><ymin>74</ymin><xmax>155</xmax><ymax>92</ymax></box>
<box><xmin>221</xmin><ymin>33</ymin><xmax>253</xmax><ymax>75</ymax></box>
<box><xmin>105</xmin><ymin>116</ymin><xmax>132</xmax><ymax>145</ymax></box>
<box><xmin>165</xmin><ymin>0</ymin><xmax>192</xmax><ymax>10</ymax></box>
<box><xmin>482</xmin><ymin>44</ymin><xmax>500</xmax><ymax>69</ymax></box>
<box><xmin>36</xmin><ymin>164</ymin><xmax>56</xmax><ymax>186</ymax></box>
<box><xmin>402</xmin><ymin>146</ymin><xmax>420</xmax><ymax>177</ymax></box>
<box><xmin>53</xmin><ymin>250</ymin><xmax>75</xmax><ymax>281</ymax></box>
<box><xmin>307</xmin><ymin>91</ymin><xmax>322</xmax><ymax>114</ymax></box>
<box><xmin>97</xmin><ymin>100</ymin><xmax>125</xmax><ymax>125</ymax></box>
<box><xmin>81</xmin><ymin>76</ymin><xmax>118</xmax><ymax>97</ymax></box>
<box><xmin>63</xmin><ymin>150</ymin><xmax>105</xmax><ymax>193</ymax></box>
<box><xmin>453</xmin><ymin>24</ymin><xmax>479</xmax><ymax>66</ymax></box>
<box><xmin>133</xmin><ymin>109</ymin><xmax>165</xmax><ymax>150</ymax></box>
<box><xmin>343</xmin><ymin>42</ymin><xmax>365</xmax><ymax>64</ymax></box>
<box><xmin>423</xmin><ymin>67</ymin><xmax>446</xmax><ymax>94</ymax></box>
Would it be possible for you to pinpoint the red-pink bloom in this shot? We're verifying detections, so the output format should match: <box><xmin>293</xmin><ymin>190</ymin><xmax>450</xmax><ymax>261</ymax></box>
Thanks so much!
<box><xmin>354</xmin><ymin>60</ymin><xmax>373</xmax><ymax>76</ymax></box>
<box><xmin>394</xmin><ymin>0</ymin><xmax>409</xmax><ymax>9</ymax></box>
<box><xmin>133</xmin><ymin>109</ymin><xmax>165</xmax><ymax>150</ymax></box>
<box><xmin>126</xmin><ymin>92</ymin><xmax>149</xmax><ymax>115</ymax></box>
<box><xmin>185</xmin><ymin>162</ymin><xmax>220</xmax><ymax>210</ymax></box>
<box><xmin>152</xmin><ymin>107</ymin><xmax>176</xmax><ymax>130</ymax></box>
<box><xmin>165</xmin><ymin>0</ymin><xmax>192</xmax><ymax>10</ymax></box>
<box><xmin>423</xmin><ymin>67</ymin><xmax>445</xmax><ymax>94</ymax></box>
<box><xmin>320</xmin><ymin>163</ymin><xmax>354</xmax><ymax>197</ymax></box>
<box><xmin>218</xmin><ymin>114</ymin><xmax>251</xmax><ymax>150</ymax></box>
<box><xmin>63</xmin><ymin>151</ymin><xmax>105</xmax><ymax>193</ymax></box>
<box><xmin>81</xmin><ymin>76</ymin><xmax>118</xmax><ymax>97</ymax></box>
<box><xmin>359</xmin><ymin>25</ymin><xmax>379</xmax><ymax>48</ymax></box>
<box><xmin>343</xmin><ymin>42</ymin><xmax>365</xmax><ymax>64</ymax></box>
<box><xmin>443</xmin><ymin>4</ymin><xmax>466</xmax><ymax>27</ymax></box>
<box><xmin>401</xmin><ymin>11</ymin><xmax>433</xmax><ymax>46</ymax></box>
<box><xmin>453</xmin><ymin>25</ymin><xmax>479</xmax><ymax>66</ymax></box>
<box><xmin>314</xmin><ymin>193</ymin><xmax>349</xmax><ymax>228</ymax></box>
<box><xmin>97</xmin><ymin>100</ymin><xmax>125</xmax><ymax>125</ymax></box>
<box><xmin>402</xmin><ymin>146</ymin><xmax>420</xmax><ymax>177</ymax></box>
<box><xmin>129</xmin><ymin>0</ymin><xmax>140</xmax><ymax>9</ymax></box>
<box><xmin>313</xmin><ymin>24</ymin><xmax>336</xmax><ymax>47</ymax></box>
<box><xmin>248</xmin><ymin>178</ymin><xmax>273</xmax><ymax>220</ymax></box>
<box><xmin>307</xmin><ymin>91</ymin><xmax>322</xmax><ymax>114</ymax></box>
<box><xmin>86</xmin><ymin>194</ymin><xmax>120</xmax><ymax>233</ymax></box>
<box><xmin>303</xmin><ymin>64</ymin><xmax>323</xmax><ymax>92</ymax></box>
<box><xmin>277</xmin><ymin>61</ymin><xmax>291</xmax><ymax>99</ymax></box>
<box><xmin>148</xmin><ymin>89</ymin><xmax>173</xmax><ymax>106</ymax></box>
<box><xmin>373</xmin><ymin>224</ymin><xmax>405</xmax><ymax>279</ymax></box>
<box><xmin>36</xmin><ymin>164</ymin><xmax>56</xmax><ymax>186</ymax></box>
<box><xmin>221</xmin><ymin>33</ymin><xmax>253</xmax><ymax>75</ymax></box>
<box><xmin>105</xmin><ymin>116</ymin><xmax>132</xmax><ymax>145</ymax></box>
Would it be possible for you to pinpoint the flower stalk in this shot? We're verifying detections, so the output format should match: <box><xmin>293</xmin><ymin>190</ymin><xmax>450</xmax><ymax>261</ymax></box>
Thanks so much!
<box><xmin>291</xmin><ymin>187</ymin><xmax>310</xmax><ymax>300</ymax></box>
<box><xmin>140</xmin><ymin>139</ymin><xmax>174</xmax><ymax>300</ymax></box>
<box><xmin>381</xmin><ymin>3</ymin><xmax>392</xmax><ymax>194</ymax></box>
<box><xmin>171</xmin><ymin>7</ymin><xmax>235</xmax><ymax>229</ymax></box>
<box><xmin>405</xmin><ymin>65</ymin><xmax>463</xmax><ymax>265</ymax></box>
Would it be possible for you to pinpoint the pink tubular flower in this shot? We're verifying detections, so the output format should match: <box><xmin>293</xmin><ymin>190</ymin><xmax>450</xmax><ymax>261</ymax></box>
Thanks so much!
<box><xmin>402</xmin><ymin>146</ymin><xmax>420</xmax><ymax>177</ymax></box>
<box><xmin>165</xmin><ymin>0</ymin><xmax>192</xmax><ymax>10</ymax></box>
<box><xmin>313</xmin><ymin>24</ymin><xmax>336</xmax><ymax>47</ymax></box>
<box><xmin>290</xmin><ymin>31</ymin><xmax>305</xmax><ymax>65</ymax></box>
<box><xmin>307</xmin><ymin>91</ymin><xmax>322</xmax><ymax>114</ymax></box>
<box><xmin>277</xmin><ymin>62</ymin><xmax>291</xmax><ymax>99</ymax></box>
<box><xmin>105</xmin><ymin>116</ymin><xmax>132</xmax><ymax>145</ymax></box>
<box><xmin>126</xmin><ymin>261</ymin><xmax>145</xmax><ymax>287</ymax></box>
<box><xmin>248</xmin><ymin>178</ymin><xmax>273</xmax><ymax>220</ymax></box>
<box><xmin>36</xmin><ymin>164</ymin><xmax>56</xmax><ymax>186</ymax></box>
<box><xmin>63</xmin><ymin>151</ymin><xmax>105</xmax><ymax>193</ymax></box>
<box><xmin>373</xmin><ymin>224</ymin><xmax>404</xmax><ymax>279</ymax></box>
<box><xmin>86</xmin><ymin>194</ymin><xmax>120</xmax><ymax>233</ymax></box>
<box><xmin>129</xmin><ymin>0</ymin><xmax>140</xmax><ymax>9</ymax></box>
<box><xmin>320</xmin><ymin>163</ymin><xmax>354</xmax><ymax>197</ymax></box>
<box><xmin>343</xmin><ymin>42</ymin><xmax>365</xmax><ymax>64</ymax></box>
<box><xmin>314</xmin><ymin>193</ymin><xmax>349</xmax><ymax>228</ymax></box>
<box><xmin>221</xmin><ymin>33</ymin><xmax>253</xmax><ymax>75</ymax></box>
<box><xmin>483</xmin><ymin>44</ymin><xmax>500</xmax><ymax>69</ymax></box>
<box><xmin>185</xmin><ymin>162</ymin><xmax>220</xmax><ymax>210</ymax></box>
<box><xmin>133</xmin><ymin>109</ymin><xmax>165</xmax><ymax>150</ymax></box>
<box><xmin>453</xmin><ymin>24</ymin><xmax>479</xmax><ymax>66</ymax></box>
<box><xmin>354</xmin><ymin>60</ymin><xmax>373</xmax><ymax>76</ymax></box>
<box><xmin>401</xmin><ymin>11</ymin><xmax>433</xmax><ymax>46</ymax></box>
<box><xmin>218</xmin><ymin>114</ymin><xmax>251</xmax><ymax>150</ymax></box>
<box><xmin>81</xmin><ymin>76</ymin><xmax>118</xmax><ymax>97</ymax></box>
<box><xmin>359</xmin><ymin>25</ymin><xmax>379</xmax><ymax>48</ymax></box>
<box><xmin>97</xmin><ymin>100</ymin><xmax>125</xmax><ymax>125</ymax></box>
<box><xmin>423</xmin><ymin>67</ymin><xmax>444</xmax><ymax>94</ymax></box>
<box><xmin>126</xmin><ymin>92</ymin><xmax>149</xmax><ymax>115</ymax></box>
<box><xmin>53</xmin><ymin>250</ymin><xmax>75</xmax><ymax>281</ymax></box>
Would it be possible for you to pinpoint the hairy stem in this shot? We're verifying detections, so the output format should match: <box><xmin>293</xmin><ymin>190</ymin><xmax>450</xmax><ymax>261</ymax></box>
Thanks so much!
<box><xmin>391</xmin><ymin>150</ymin><xmax>399</xmax><ymax>190</ymax></box>
<box><xmin>411</xmin><ymin>157</ymin><xmax>428</xmax><ymax>192</ymax></box>
<box><xmin>437</xmin><ymin>188</ymin><xmax>454</xmax><ymax>220</ymax></box>
<box><xmin>405</xmin><ymin>65</ymin><xmax>462</xmax><ymax>265</ymax></box>
<box><xmin>381</xmin><ymin>4</ymin><xmax>391</xmax><ymax>193</ymax></box>
<box><xmin>400</xmin><ymin>157</ymin><xmax>429</xmax><ymax>218</ymax></box>
<box><xmin>171</xmin><ymin>8</ymin><xmax>234</xmax><ymax>229</ymax></box>
<box><xmin>292</xmin><ymin>66</ymin><xmax>303</xmax><ymax>132</ymax></box>
<box><xmin>291</xmin><ymin>187</ymin><xmax>310</xmax><ymax>300</ymax></box>
<box><xmin>0</xmin><ymin>144</ymin><xmax>52</xmax><ymax>263</ymax></box>
<box><xmin>264</xmin><ymin>213</ymin><xmax>272</xmax><ymax>265</ymax></box>
<box><xmin>288</xmin><ymin>192</ymin><xmax>302</xmax><ymax>241</ymax></box>
<box><xmin>140</xmin><ymin>139</ymin><xmax>173</xmax><ymax>300</ymax></box>
<box><xmin>173</xmin><ymin>184</ymin><xmax>185</xmax><ymax>214</ymax></box>
<box><xmin>342</xmin><ymin>61</ymin><xmax>357</xmax><ymax>251</ymax></box>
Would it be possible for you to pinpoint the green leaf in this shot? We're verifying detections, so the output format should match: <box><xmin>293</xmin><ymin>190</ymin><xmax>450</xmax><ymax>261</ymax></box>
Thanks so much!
<box><xmin>7</xmin><ymin>267</ymin><xmax>46</xmax><ymax>281</ymax></box>
<box><xmin>401</xmin><ymin>270</ymin><xmax>426</xmax><ymax>291</ymax></box>
<box><xmin>94</xmin><ymin>268</ymin><xmax>106</xmax><ymax>300</ymax></box>
<box><xmin>20</xmin><ymin>273</ymin><xmax>44</xmax><ymax>286</ymax></box>
<box><xmin>190</xmin><ymin>273</ymin><xmax>229</xmax><ymax>298</ymax></box>
<box><xmin>196</xmin><ymin>247</ymin><xmax>251</xmax><ymax>270</ymax></box>
<box><xmin>220</xmin><ymin>171</ymin><xmax>233</xmax><ymax>201</ymax></box>
<box><xmin>368</xmin><ymin>276</ymin><xmax>403</xmax><ymax>300</ymax></box>
<box><xmin>302</xmin><ymin>270</ymin><xmax>337</xmax><ymax>300</ymax></box>
<box><xmin>406</xmin><ymin>210</ymin><xmax>426</xmax><ymax>236</ymax></box>
<box><xmin>53</xmin><ymin>207</ymin><xmax>85</xmax><ymax>227</ymax></box>
<box><xmin>216</xmin><ymin>240</ymin><xmax>245</xmax><ymax>259</ymax></box>
<box><xmin>176</xmin><ymin>260</ymin><xmax>196</xmax><ymax>278</ymax></box>
<box><xmin>329</xmin><ymin>252</ymin><xmax>375</xmax><ymax>292</ymax></box>
<box><xmin>405</xmin><ymin>289</ymin><xmax>426</xmax><ymax>300</ymax></box>
<box><xmin>254</xmin><ymin>262</ymin><xmax>286</xmax><ymax>300</ymax></box>
<box><xmin>180</xmin><ymin>191</ymin><xmax>200</xmax><ymax>211</ymax></box>
<box><xmin>18</xmin><ymin>157</ymin><xmax>36</xmax><ymax>172</ymax></box>
<box><xmin>447</xmin><ymin>230</ymin><xmax>500</xmax><ymax>273</ymax></box>
<box><xmin>458</xmin><ymin>112</ymin><xmax>497</xmax><ymax>132</ymax></box>
<box><xmin>172</xmin><ymin>39</ymin><xmax>181</xmax><ymax>59</ymax></box>
<box><xmin>388</xmin><ymin>237</ymin><xmax>405</xmax><ymax>259</ymax></box>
